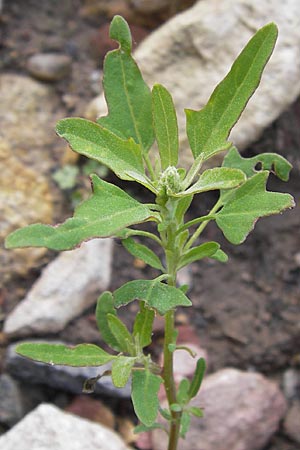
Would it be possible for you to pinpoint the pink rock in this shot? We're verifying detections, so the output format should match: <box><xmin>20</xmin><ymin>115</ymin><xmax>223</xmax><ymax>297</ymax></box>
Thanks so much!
<box><xmin>153</xmin><ymin>368</ymin><xmax>287</xmax><ymax>450</ymax></box>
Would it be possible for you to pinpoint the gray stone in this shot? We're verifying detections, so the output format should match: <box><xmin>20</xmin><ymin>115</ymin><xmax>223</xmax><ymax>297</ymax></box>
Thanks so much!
<box><xmin>5</xmin><ymin>341</ymin><xmax>131</xmax><ymax>398</ymax></box>
<box><xmin>27</xmin><ymin>53</ymin><xmax>72</xmax><ymax>82</ymax></box>
<box><xmin>87</xmin><ymin>0</ymin><xmax>300</xmax><ymax>168</ymax></box>
<box><xmin>4</xmin><ymin>238</ymin><xmax>113</xmax><ymax>337</ymax></box>
<box><xmin>153</xmin><ymin>368</ymin><xmax>287</xmax><ymax>450</ymax></box>
<box><xmin>0</xmin><ymin>374</ymin><xmax>24</xmax><ymax>426</ymax></box>
<box><xmin>282</xmin><ymin>368</ymin><xmax>300</xmax><ymax>402</ymax></box>
<box><xmin>0</xmin><ymin>403</ymin><xmax>130</xmax><ymax>450</ymax></box>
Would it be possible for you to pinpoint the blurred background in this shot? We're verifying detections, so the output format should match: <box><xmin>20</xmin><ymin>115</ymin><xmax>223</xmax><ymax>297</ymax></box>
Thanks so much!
<box><xmin>0</xmin><ymin>1</ymin><xmax>299</xmax><ymax>449</ymax></box>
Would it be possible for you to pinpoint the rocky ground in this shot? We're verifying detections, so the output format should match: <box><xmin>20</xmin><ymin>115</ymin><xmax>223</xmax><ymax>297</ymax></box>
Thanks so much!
<box><xmin>0</xmin><ymin>1</ymin><xmax>300</xmax><ymax>449</ymax></box>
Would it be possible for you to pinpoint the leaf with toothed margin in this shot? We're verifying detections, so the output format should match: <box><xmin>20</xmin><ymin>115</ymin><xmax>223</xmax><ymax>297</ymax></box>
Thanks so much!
<box><xmin>186</xmin><ymin>23</ymin><xmax>278</xmax><ymax>160</ymax></box>
<box><xmin>97</xmin><ymin>15</ymin><xmax>154</xmax><ymax>151</ymax></box>
<box><xmin>16</xmin><ymin>343</ymin><xmax>116</xmax><ymax>367</ymax></box>
<box><xmin>5</xmin><ymin>175</ymin><xmax>154</xmax><ymax>251</ymax></box>
<box><xmin>216</xmin><ymin>171</ymin><xmax>295</xmax><ymax>244</ymax></box>
<box><xmin>114</xmin><ymin>279</ymin><xmax>192</xmax><ymax>315</ymax></box>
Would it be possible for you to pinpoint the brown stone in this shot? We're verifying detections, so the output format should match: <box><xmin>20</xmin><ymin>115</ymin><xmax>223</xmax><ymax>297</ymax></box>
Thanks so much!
<box><xmin>65</xmin><ymin>395</ymin><xmax>115</xmax><ymax>429</ymax></box>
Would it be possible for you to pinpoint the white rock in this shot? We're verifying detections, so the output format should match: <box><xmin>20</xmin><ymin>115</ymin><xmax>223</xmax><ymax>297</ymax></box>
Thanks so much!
<box><xmin>4</xmin><ymin>239</ymin><xmax>113</xmax><ymax>337</ymax></box>
<box><xmin>153</xmin><ymin>368</ymin><xmax>287</xmax><ymax>450</ymax></box>
<box><xmin>0</xmin><ymin>403</ymin><xmax>130</xmax><ymax>450</ymax></box>
<box><xmin>87</xmin><ymin>0</ymin><xmax>300</xmax><ymax>168</ymax></box>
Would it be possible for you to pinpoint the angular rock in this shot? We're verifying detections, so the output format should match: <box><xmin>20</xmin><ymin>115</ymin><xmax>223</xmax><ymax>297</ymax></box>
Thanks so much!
<box><xmin>27</xmin><ymin>53</ymin><xmax>72</xmax><ymax>82</ymax></box>
<box><xmin>153</xmin><ymin>368</ymin><xmax>287</xmax><ymax>450</ymax></box>
<box><xmin>5</xmin><ymin>341</ymin><xmax>131</xmax><ymax>398</ymax></box>
<box><xmin>4</xmin><ymin>238</ymin><xmax>113</xmax><ymax>337</ymax></box>
<box><xmin>87</xmin><ymin>0</ymin><xmax>300</xmax><ymax>168</ymax></box>
<box><xmin>0</xmin><ymin>403</ymin><xmax>130</xmax><ymax>450</ymax></box>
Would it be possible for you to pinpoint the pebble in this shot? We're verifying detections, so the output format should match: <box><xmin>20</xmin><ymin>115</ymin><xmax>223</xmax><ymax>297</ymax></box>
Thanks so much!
<box><xmin>27</xmin><ymin>53</ymin><xmax>72</xmax><ymax>82</ymax></box>
<box><xmin>0</xmin><ymin>403</ymin><xmax>131</xmax><ymax>450</ymax></box>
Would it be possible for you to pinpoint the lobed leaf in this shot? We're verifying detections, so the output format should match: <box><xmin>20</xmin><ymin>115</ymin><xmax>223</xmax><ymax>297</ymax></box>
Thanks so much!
<box><xmin>5</xmin><ymin>175</ymin><xmax>153</xmax><ymax>251</ymax></box>
<box><xmin>177</xmin><ymin>167</ymin><xmax>246</xmax><ymax>197</ymax></box>
<box><xmin>111</xmin><ymin>356</ymin><xmax>135</xmax><ymax>388</ymax></box>
<box><xmin>122</xmin><ymin>237</ymin><xmax>164</xmax><ymax>271</ymax></box>
<box><xmin>56</xmin><ymin>118</ymin><xmax>145</xmax><ymax>181</ymax></box>
<box><xmin>97</xmin><ymin>17</ymin><xmax>154</xmax><ymax>151</ymax></box>
<box><xmin>131</xmin><ymin>369</ymin><xmax>162</xmax><ymax>426</ymax></box>
<box><xmin>152</xmin><ymin>84</ymin><xmax>179</xmax><ymax>169</ymax></box>
<box><xmin>114</xmin><ymin>279</ymin><xmax>192</xmax><ymax>315</ymax></box>
<box><xmin>133</xmin><ymin>302</ymin><xmax>155</xmax><ymax>348</ymax></box>
<box><xmin>222</xmin><ymin>146</ymin><xmax>292</xmax><ymax>181</ymax></box>
<box><xmin>216</xmin><ymin>171</ymin><xmax>295</xmax><ymax>244</ymax></box>
<box><xmin>178</xmin><ymin>242</ymin><xmax>220</xmax><ymax>269</ymax></box>
<box><xmin>95</xmin><ymin>292</ymin><xmax>121</xmax><ymax>352</ymax></box>
<box><xmin>16</xmin><ymin>343</ymin><xmax>116</xmax><ymax>367</ymax></box>
<box><xmin>186</xmin><ymin>23</ymin><xmax>278</xmax><ymax>160</ymax></box>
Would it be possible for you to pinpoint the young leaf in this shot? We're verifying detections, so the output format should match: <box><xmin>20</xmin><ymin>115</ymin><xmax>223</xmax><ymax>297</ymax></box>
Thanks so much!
<box><xmin>186</xmin><ymin>23</ymin><xmax>278</xmax><ymax>160</ymax></box>
<box><xmin>95</xmin><ymin>292</ymin><xmax>121</xmax><ymax>352</ymax></box>
<box><xmin>176</xmin><ymin>167</ymin><xmax>246</xmax><ymax>197</ymax></box>
<box><xmin>152</xmin><ymin>84</ymin><xmax>179</xmax><ymax>169</ymax></box>
<box><xmin>107</xmin><ymin>314</ymin><xmax>135</xmax><ymax>355</ymax></box>
<box><xmin>180</xmin><ymin>411</ymin><xmax>191</xmax><ymax>438</ymax></box>
<box><xmin>5</xmin><ymin>175</ymin><xmax>153</xmax><ymax>251</ymax></box>
<box><xmin>122</xmin><ymin>237</ymin><xmax>164</xmax><ymax>271</ymax></box>
<box><xmin>16</xmin><ymin>343</ymin><xmax>116</xmax><ymax>367</ymax></box>
<box><xmin>114</xmin><ymin>280</ymin><xmax>192</xmax><ymax>315</ymax></box>
<box><xmin>56</xmin><ymin>118</ymin><xmax>145</xmax><ymax>181</ymax></box>
<box><xmin>131</xmin><ymin>369</ymin><xmax>162</xmax><ymax>426</ymax></box>
<box><xmin>97</xmin><ymin>16</ymin><xmax>154</xmax><ymax>151</ymax></box>
<box><xmin>210</xmin><ymin>248</ymin><xmax>228</xmax><ymax>263</ymax></box>
<box><xmin>178</xmin><ymin>242</ymin><xmax>220</xmax><ymax>269</ymax></box>
<box><xmin>188</xmin><ymin>357</ymin><xmax>206</xmax><ymax>400</ymax></box>
<box><xmin>133</xmin><ymin>302</ymin><xmax>155</xmax><ymax>348</ymax></box>
<box><xmin>177</xmin><ymin>378</ymin><xmax>191</xmax><ymax>405</ymax></box>
<box><xmin>111</xmin><ymin>356</ymin><xmax>135</xmax><ymax>388</ymax></box>
<box><xmin>222</xmin><ymin>146</ymin><xmax>292</xmax><ymax>181</ymax></box>
<box><xmin>216</xmin><ymin>171</ymin><xmax>295</xmax><ymax>244</ymax></box>
<box><xmin>189</xmin><ymin>406</ymin><xmax>204</xmax><ymax>418</ymax></box>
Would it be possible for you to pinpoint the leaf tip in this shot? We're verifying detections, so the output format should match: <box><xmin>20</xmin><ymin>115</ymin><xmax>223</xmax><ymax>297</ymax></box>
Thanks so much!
<box><xmin>110</xmin><ymin>15</ymin><xmax>132</xmax><ymax>54</ymax></box>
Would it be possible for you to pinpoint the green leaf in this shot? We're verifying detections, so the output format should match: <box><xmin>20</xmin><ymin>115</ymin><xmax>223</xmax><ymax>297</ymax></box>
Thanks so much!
<box><xmin>159</xmin><ymin>407</ymin><xmax>172</xmax><ymax>421</ymax></box>
<box><xmin>216</xmin><ymin>171</ymin><xmax>295</xmax><ymax>244</ymax></box>
<box><xmin>177</xmin><ymin>167</ymin><xmax>246</xmax><ymax>197</ymax></box>
<box><xmin>189</xmin><ymin>406</ymin><xmax>204</xmax><ymax>418</ymax></box>
<box><xmin>107</xmin><ymin>314</ymin><xmax>135</xmax><ymax>355</ymax></box>
<box><xmin>178</xmin><ymin>242</ymin><xmax>220</xmax><ymax>269</ymax></box>
<box><xmin>170</xmin><ymin>403</ymin><xmax>182</xmax><ymax>412</ymax></box>
<box><xmin>133</xmin><ymin>302</ymin><xmax>155</xmax><ymax>348</ymax></box>
<box><xmin>188</xmin><ymin>357</ymin><xmax>206</xmax><ymax>400</ymax></box>
<box><xmin>186</xmin><ymin>23</ymin><xmax>278</xmax><ymax>160</ymax></box>
<box><xmin>210</xmin><ymin>248</ymin><xmax>228</xmax><ymax>263</ymax></box>
<box><xmin>97</xmin><ymin>18</ymin><xmax>154</xmax><ymax>151</ymax></box>
<box><xmin>16</xmin><ymin>343</ymin><xmax>116</xmax><ymax>367</ymax></box>
<box><xmin>114</xmin><ymin>280</ymin><xmax>192</xmax><ymax>315</ymax></box>
<box><xmin>222</xmin><ymin>146</ymin><xmax>292</xmax><ymax>181</ymax></box>
<box><xmin>180</xmin><ymin>411</ymin><xmax>191</xmax><ymax>438</ymax></box>
<box><xmin>131</xmin><ymin>369</ymin><xmax>162</xmax><ymax>426</ymax></box>
<box><xmin>177</xmin><ymin>378</ymin><xmax>191</xmax><ymax>405</ymax></box>
<box><xmin>109</xmin><ymin>15</ymin><xmax>132</xmax><ymax>54</ymax></box>
<box><xmin>152</xmin><ymin>84</ymin><xmax>179</xmax><ymax>169</ymax></box>
<box><xmin>122</xmin><ymin>237</ymin><xmax>164</xmax><ymax>271</ymax></box>
<box><xmin>5</xmin><ymin>175</ymin><xmax>153</xmax><ymax>251</ymax></box>
<box><xmin>111</xmin><ymin>356</ymin><xmax>135</xmax><ymax>388</ymax></box>
<box><xmin>56</xmin><ymin>118</ymin><xmax>145</xmax><ymax>182</ymax></box>
<box><xmin>95</xmin><ymin>292</ymin><xmax>121</xmax><ymax>352</ymax></box>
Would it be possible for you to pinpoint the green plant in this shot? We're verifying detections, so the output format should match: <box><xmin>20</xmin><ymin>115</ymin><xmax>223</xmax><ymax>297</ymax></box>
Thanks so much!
<box><xmin>5</xmin><ymin>16</ymin><xmax>294</xmax><ymax>450</ymax></box>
